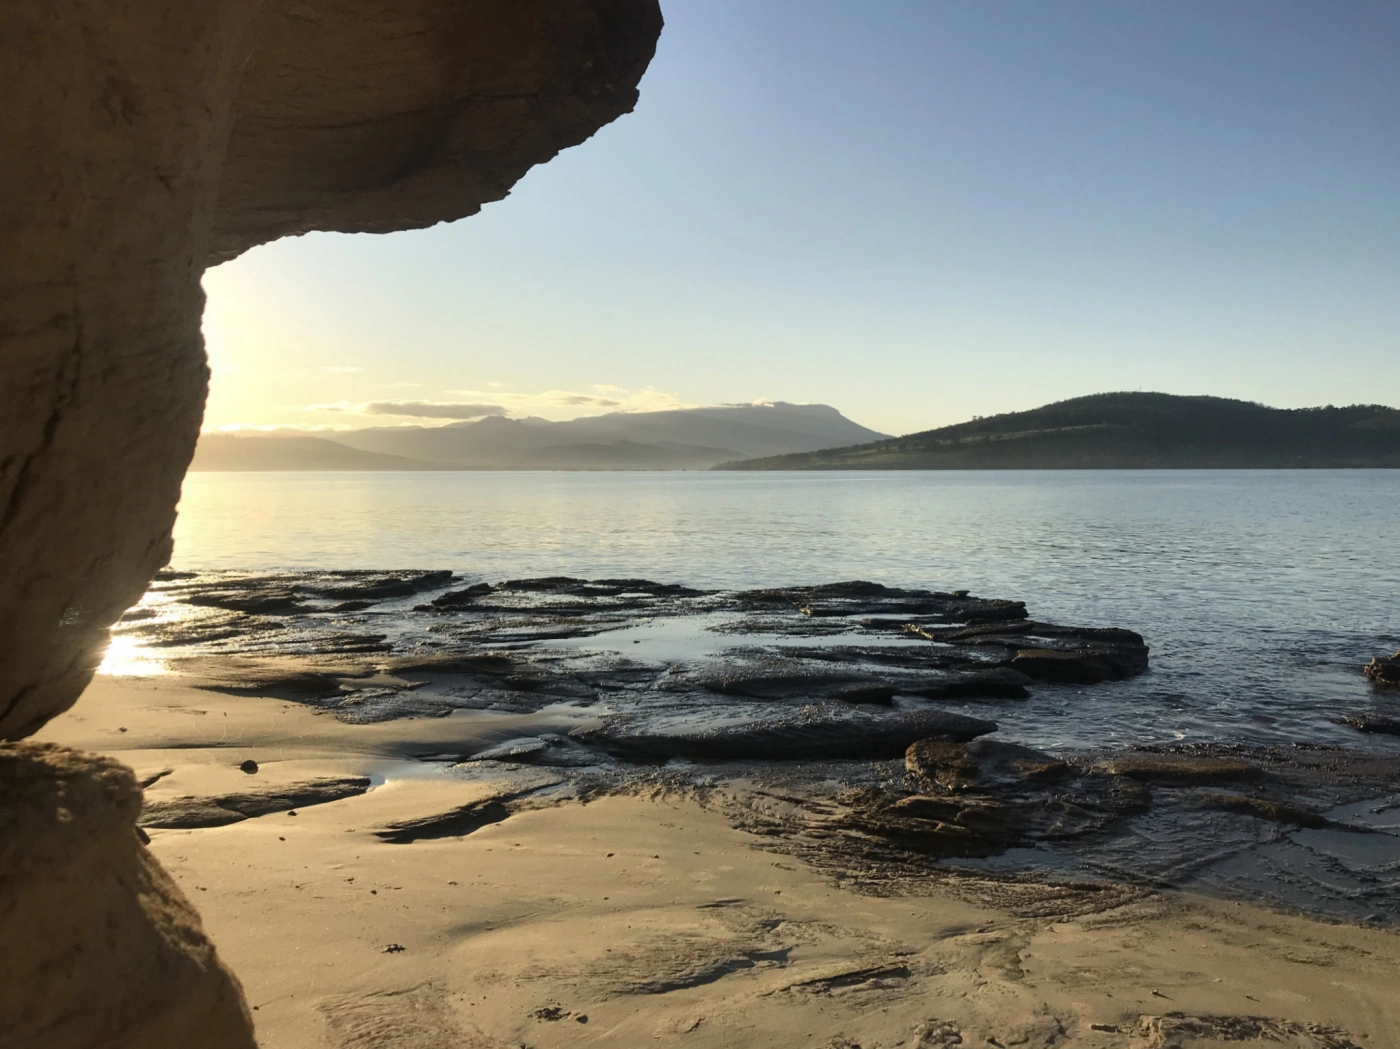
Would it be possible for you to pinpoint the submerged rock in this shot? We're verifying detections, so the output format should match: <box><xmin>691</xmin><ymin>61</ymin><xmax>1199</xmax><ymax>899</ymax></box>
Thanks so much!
<box><xmin>906</xmin><ymin>738</ymin><xmax>1078</xmax><ymax>795</ymax></box>
<box><xmin>1334</xmin><ymin>712</ymin><xmax>1400</xmax><ymax>736</ymax></box>
<box><xmin>429</xmin><ymin>582</ymin><xmax>495</xmax><ymax>608</ymax></box>
<box><xmin>1100</xmin><ymin>753</ymin><xmax>1261</xmax><ymax>785</ymax></box>
<box><xmin>575</xmin><ymin>704</ymin><xmax>997</xmax><ymax>762</ymax></box>
<box><xmin>828</xmin><ymin>754</ymin><xmax>1151</xmax><ymax>861</ymax></box>
<box><xmin>1191</xmin><ymin>793</ymin><xmax>1330</xmax><ymax>829</ymax></box>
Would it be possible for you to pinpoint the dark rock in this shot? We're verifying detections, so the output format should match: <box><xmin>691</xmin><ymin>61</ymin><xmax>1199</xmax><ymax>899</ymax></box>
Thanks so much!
<box><xmin>1038</xmin><ymin>773</ymin><xmax>1153</xmax><ymax>835</ymax></box>
<box><xmin>739</xmin><ymin>582</ymin><xmax>1028</xmax><ymax>622</ymax></box>
<box><xmin>376</xmin><ymin>797</ymin><xmax>512</xmax><ymax>844</ymax></box>
<box><xmin>140</xmin><ymin>777</ymin><xmax>372</xmax><ymax>829</ymax></box>
<box><xmin>501</xmin><ymin>576</ymin><xmax>590</xmax><ymax>592</ymax></box>
<box><xmin>907</xmin><ymin>738</ymin><xmax>1080</xmax><ymax>795</ymax></box>
<box><xmin>429</xmin><ymin>583</ymin><xmax>496</xmax><ymax>608</ymax></box>
<box><xmin>906</xmin><ymin>622</ymin><xmax>1148</xmax><ymax>683</ymax></box>
<box><xmin>905</xmin><ymin>740</ymin><xmax>979</xmax><ymax>793</ymax></box>
<box><xmin>1192</xmin><ymin>793</ymin><xmax>1330</xmax><ymax>829</ymax></box>
<box><xmin>469</xmin><ymin>737</ymin><xmax>552</xmax><ymax>762</ymax></box>
<box><xmin>589</xmin><ymin>578</ymin><xmax>709</xmax><ymax>597</ymax></box>
<box><xmin>1101</xmin><ymin>754</ymin><xmax>1261</xmax><ymax>785</ymax></box>
<box><xmin>116</xmin><ymin>573</ymin><xmax>1150</xmax><ymax>738</ymax></box>
<box><xmin>381</xmin><ymin>653</ymin><xmax>515</xmax><ymax>676</ymax></box>
<box><xmin>900</xmin><ymin>668</ymin><xmax>1031</xmax><ymax>701</ymax></box>
<box><xmin>1012</xmin><ymin>758</ymin><xmax>1078</xmax><ymax>784</ymax></box>
<box><xmin>193</xmin><ymin>667</ymin><xmax>362</xmax><ymax>700</ymax></box>
<box><xmin>834</xmin><ymin>733</ymin><xmax>1155</xmax><ymax>859</ymax></box>
<box><xmin>885</xmin><ymin>793</ymin><xmax>1028</xmax><ymax>846</ymax></box>
<box><xmin>186</xmin><ymin>590</ymin><xmax>308</xmax><ymax>615</ymax></box>
<box><xmin>689</xmin><ymin>667</ymin><xmax>893</xmax><ymax>702</ymax></box>
<box><xmin>238</xmin><ymin>759</ymin><xmax>258</xmax><ymax>774</ymax></box>
<box><xmin>834</xmin><ymin>684</ymin><xmax>897</xmax><ymax>705</ymax></box>
<box><xmin>1363</xmin><ymin>650</ymin><xmax>1400</xmax><ymax>688</ymax></box>
<box><xmin>575</xmin><ymin>705</ymin><xmax>997</xmax><ymax>763</ymax></box>
<box><xmin>1334</xmin><ymin>713</ymin><xmax>1400</xmax><ymax>736</ymax></box>
<box><xmin>465</xmin><ymin>734</ymin><xmax>607</xmax><ymax>768</ymax></box>
<box><xmin>1010</xmin><ymin>648</ymin><xmax>1113</xmax><ymax>684</ymax></box>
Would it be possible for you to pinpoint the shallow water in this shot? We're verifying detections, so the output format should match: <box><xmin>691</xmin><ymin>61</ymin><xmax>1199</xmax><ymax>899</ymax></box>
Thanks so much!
<box><xmin>95</xmin><ymin>468</ymin><xmax>1400</xmax><ymax>923</ymax></box>
<box><xmin>168</xmin><ymin>469</ymin><xmax>1400</xmax><ymax>752</ymax></box>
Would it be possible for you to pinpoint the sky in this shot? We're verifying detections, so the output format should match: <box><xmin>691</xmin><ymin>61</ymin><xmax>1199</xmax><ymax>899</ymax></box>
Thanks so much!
<box><xmin>202</xmin><ymin>0</ymin><xmax>1400</xmax><ymax>437</ymax></box>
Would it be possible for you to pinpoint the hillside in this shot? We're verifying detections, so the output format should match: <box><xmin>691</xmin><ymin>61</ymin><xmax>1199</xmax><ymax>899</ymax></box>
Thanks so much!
<box><xmin>191</xmin><ymin>402</ymin><xmax>888</xmax><ymax>471</ymax></box>
<box><xmin>718</xmin><ymin>393</ymin><xmax>1400</xmax><ymax>470</ymax></box>
<box><xmin>189</xmin><ymin>435</ymin><xmax>436</xmax><ymax>471</ymax></box>
<box><xmin>326</xmin><ymin>402</ymin><xmax>886</xmax><ymax>466</ymax></box>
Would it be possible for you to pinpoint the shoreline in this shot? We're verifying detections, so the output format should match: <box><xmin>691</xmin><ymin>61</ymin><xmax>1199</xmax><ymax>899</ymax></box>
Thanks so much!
<box><xmin>36</xmin><ymin>674</ymin><xmax>1400</xmax><ymax>1048</ymax></box>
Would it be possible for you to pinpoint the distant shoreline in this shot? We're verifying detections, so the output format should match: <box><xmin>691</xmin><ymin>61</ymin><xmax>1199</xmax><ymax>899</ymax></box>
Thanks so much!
<box><xmin>721</xmin><ymin>392</ymin><xmax>1400</xmax><ymax>471</ymax></box>
<box><xmin>193</xmin><ymin>392</ymin><xmax>1400</xmax><ymax>472</ymax></box>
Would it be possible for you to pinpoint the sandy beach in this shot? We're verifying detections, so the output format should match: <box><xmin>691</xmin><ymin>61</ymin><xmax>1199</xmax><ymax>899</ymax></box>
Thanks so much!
<box><xmin>35</xmin><ymin>673</ymin><xmax>1400</xmax><ymax>1049</ymax></box>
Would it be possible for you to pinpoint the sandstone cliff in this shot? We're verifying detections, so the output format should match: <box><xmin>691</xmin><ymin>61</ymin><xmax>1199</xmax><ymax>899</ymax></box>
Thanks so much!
<box><xmin>0</xmin><ymin>0</ymin><xmax>661</xmax><ymax>741</ymax></box>
<box><xmin>1</xmin><ymin>3</ymin><xmax>661</xmax><ymax>1045</ymax></box>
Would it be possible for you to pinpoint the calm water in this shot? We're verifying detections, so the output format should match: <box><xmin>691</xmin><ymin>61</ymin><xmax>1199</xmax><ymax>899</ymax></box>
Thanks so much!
<box><xmin>170</xmin><ymin>470</ymin><xmax>1400</xmax><ymax>752</ymax></box>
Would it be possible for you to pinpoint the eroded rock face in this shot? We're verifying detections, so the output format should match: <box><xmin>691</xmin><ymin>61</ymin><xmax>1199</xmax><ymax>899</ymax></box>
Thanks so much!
<box><xmin>0</xmin><ymin>742</ymin><xmax>257</xmax><ymax>1048</ymax></box>
<box><xmin>0</xmin><ymin>0</ymin><xmax>663</xmax><ymax>741</ymax></box>
<box><xmin>2</xmin><ymin>5</ymin><xmax>661</xmax><ymax>1042</ymax></box>
<box><xmin>212</xmin><ymin>0</ymin><xmax>664</xmax><ymax>262</ymax></box>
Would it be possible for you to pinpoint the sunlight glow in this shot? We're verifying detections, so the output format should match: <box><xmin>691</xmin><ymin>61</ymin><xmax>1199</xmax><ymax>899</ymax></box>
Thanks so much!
<box><xmin>97</xmin><ymin>634</ymin><xmax>168</xmax><ymax>677</ymax></box>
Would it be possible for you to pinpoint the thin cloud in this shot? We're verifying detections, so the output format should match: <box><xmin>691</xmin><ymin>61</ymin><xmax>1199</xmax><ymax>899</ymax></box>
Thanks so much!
<box><xmin>303</xmin><ymin>400</ymin><xmax>507</xmax><ymax>420</ymax></box>
<box><xmin>204</xmin><ymin>422</ymin><xmax>357</xmax><ymax>433</ymax></box>
<box><xmin>324</xmin><ymin>366</ymin><xmax>364</xmax><ymax>374</ymax></box>
<box><xmin>551</xmin><ymin>393</ymin><xmax>623</xmax><ymax>407</ymax></box>
<box><xmin>446</xmin><ymin>385</ymin><xmax>694</xmax><ymax>417</ymax></box>
<box><xmin>362</xmin><ymin>401</ymin><xmax>508</xmax><ymax>420</ymax></box>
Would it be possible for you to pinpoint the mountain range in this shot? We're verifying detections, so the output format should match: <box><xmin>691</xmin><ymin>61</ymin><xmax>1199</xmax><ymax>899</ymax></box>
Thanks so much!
<box><xmin>191</xmin><ymin>402</ymin><xmax>890</xmax><ymax>471</ymax></box>
<box><xmin>721</xmin><ymin>393</ymin><xmax>1400</xmax><ymax>470</ymax></box>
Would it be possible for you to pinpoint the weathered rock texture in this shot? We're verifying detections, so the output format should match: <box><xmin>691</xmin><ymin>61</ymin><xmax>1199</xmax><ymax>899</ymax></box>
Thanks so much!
<box><xmin>0</xmin><ymin>743</ymin><xmax>257</xmax><ymax>1048</ymax></box>
<box><xmin>1</xmin><ymin>3</ymin><xmax>660</xmax><ymax>1045</ymax></box>
<box><xmin>0</xmin><ymin>0</ymin><xmax>663</xmax><ymax>741</ymax></box>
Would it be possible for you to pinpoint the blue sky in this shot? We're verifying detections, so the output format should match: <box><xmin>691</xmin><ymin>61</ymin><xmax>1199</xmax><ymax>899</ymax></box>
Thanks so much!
<box><xmin>203</xmin><ymin>0</ymin><xmax>1400</xmax><ymax>436</ymax></box>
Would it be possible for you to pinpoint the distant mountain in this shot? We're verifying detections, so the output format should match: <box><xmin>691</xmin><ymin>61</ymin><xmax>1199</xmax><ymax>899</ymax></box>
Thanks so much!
<box><xmin>326</xmin><ymin>402</ymin><xmax>887</xmax><ymax>466</ymax></box>
<box><xmin>190</xmin><ymin>435</ymin><xmax>436</xmax><ymax>471</ymax></box>
<box><xmin>719</xmin><ymin>393</ymin><xmax>1400</xmax><ymax>470</ymax></box>
<box><xmin>190</xmin><ymin>402</ymin><xmax>889</xmax><ymax>471</ymax></box>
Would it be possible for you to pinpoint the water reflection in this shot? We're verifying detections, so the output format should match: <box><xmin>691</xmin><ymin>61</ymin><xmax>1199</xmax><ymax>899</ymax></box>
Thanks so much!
<box><xmin>107</xmin><ymin>469</ymin><xmax>1399</xmax><ymax>751</ymax></box>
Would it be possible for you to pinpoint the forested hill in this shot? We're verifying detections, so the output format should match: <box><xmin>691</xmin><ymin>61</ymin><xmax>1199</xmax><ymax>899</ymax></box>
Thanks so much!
<box><xmin>718</xmin><ymin>393</ymin><xmax>1400</xmax><ymax>470</ymax></box>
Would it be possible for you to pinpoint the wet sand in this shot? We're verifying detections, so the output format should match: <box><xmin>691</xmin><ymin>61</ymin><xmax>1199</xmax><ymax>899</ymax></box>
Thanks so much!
<box><xmin>39</xmin><ymin>675</ymin><xmax>1400</xmax><ymax>1049</ymax></box>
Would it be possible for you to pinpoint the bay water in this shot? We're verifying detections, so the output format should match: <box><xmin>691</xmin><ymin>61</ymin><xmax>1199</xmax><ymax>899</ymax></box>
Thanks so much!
<box><xmin>170</xmin><ymin>469</ymin><xmax>1400</xmax><ymax>753</ymax></box>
